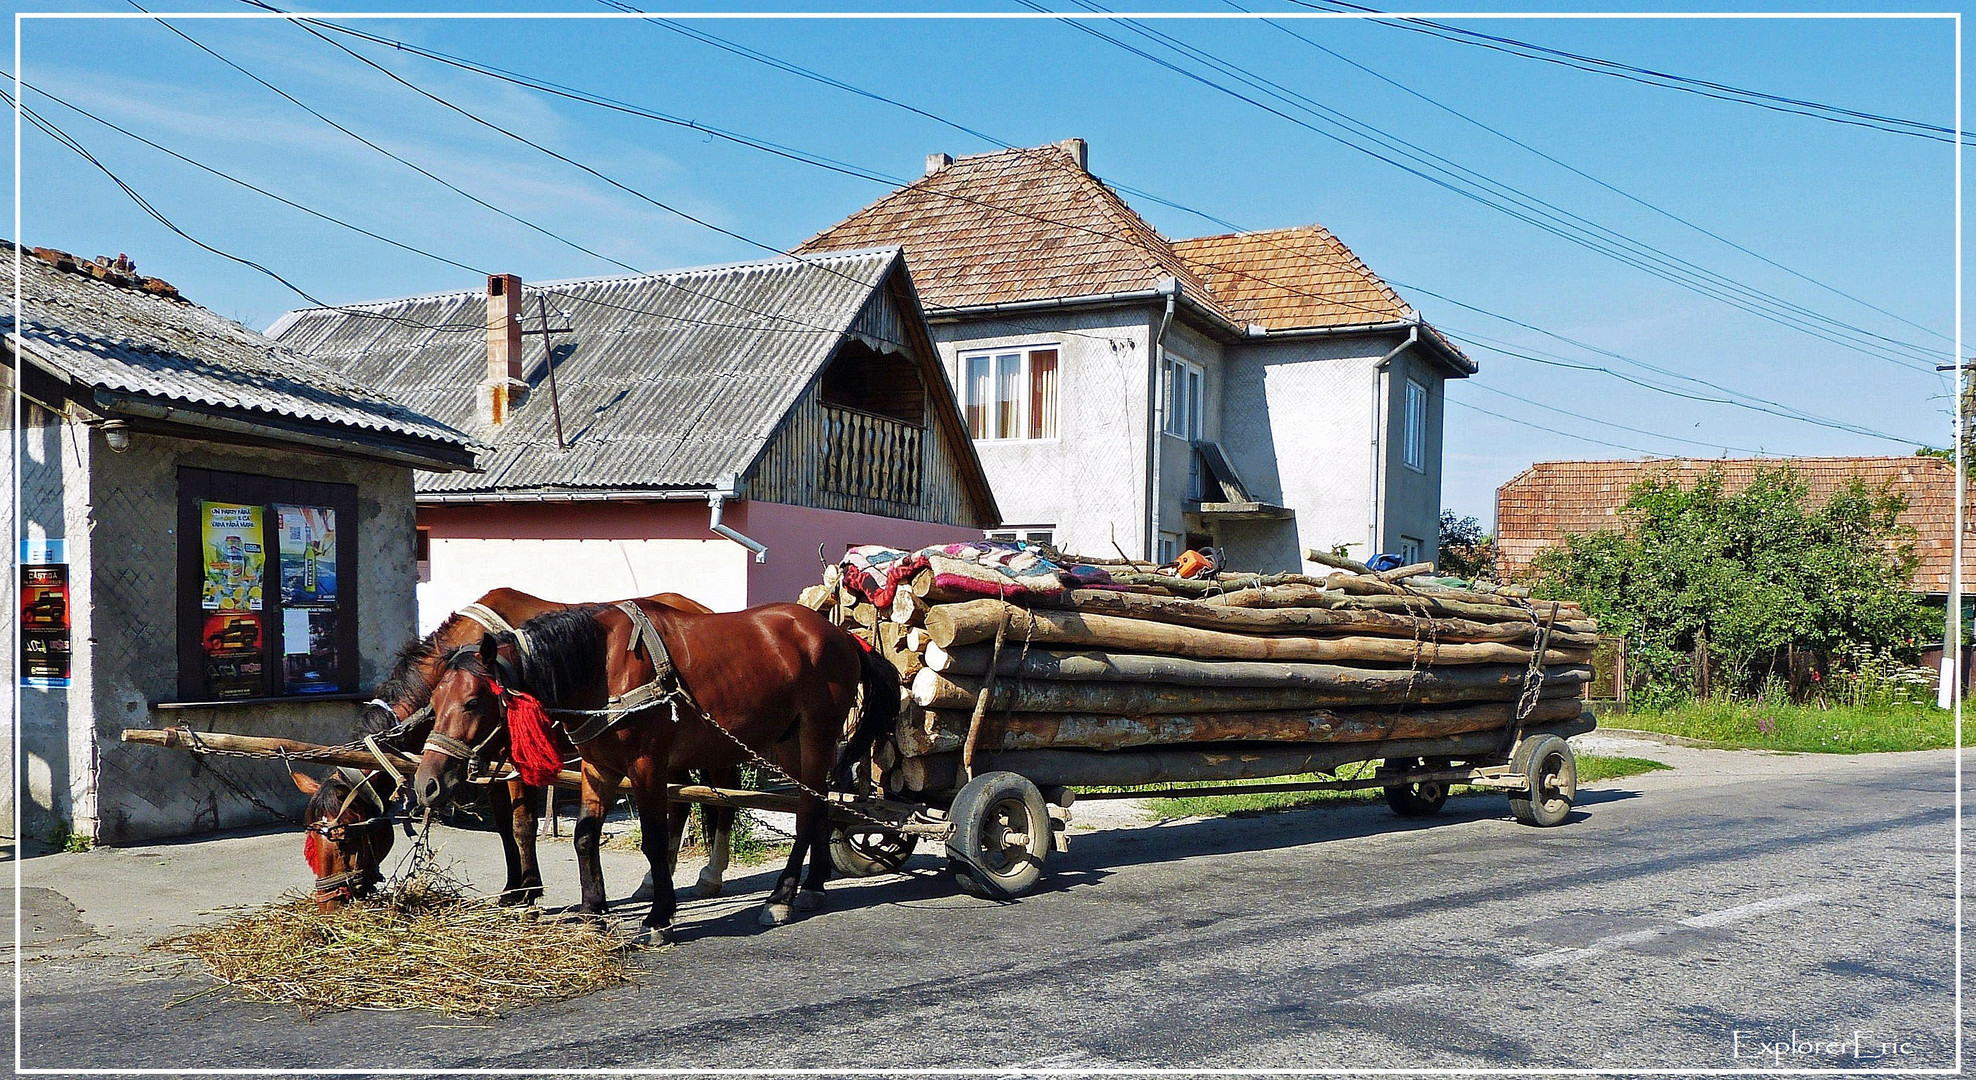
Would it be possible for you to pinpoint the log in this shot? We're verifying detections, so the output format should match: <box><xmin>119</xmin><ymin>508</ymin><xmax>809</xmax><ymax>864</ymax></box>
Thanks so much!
<box><xmin>924</xmin><ymin>639</ymin><xmax>1592</xmax><ymax>681</ymax></box>
<box><xmin>1328</xmin><ymin>573</ymin><xmax>1585</xmax><ymax>616</ymax></box>
<box><xmin>796</xmin><ymin>584</ymin><xmax>835</xmax><ymax>612</ymax></box>
<box><xmin>889</xmin><ymin>587</ymin><xmax>924</xmax><ymax>626</ymax></box>
<box><xmin>1056</xmin><ymin>588</ymin><xmax>1599</xmax><ymax>648</ymax></box>
<box><xmin>843</xmin><ymin>599</ymin><xmax>881</xmax><ymax>630</ymax></box>
<box><xmin>1107</xmin><ymin>570</ymin><xmax>1334</xmax><ymax>595</ymax></box>
<box><xmin>923</xmin><ymin>599</ymin><xmax>1597</xmax><ymax>661</ymax></box>
<box><xmin>873</xmin><ymin>622</ymin><xmax>924</xmax><ymax>681</ymax></box>
<box><xmin>1302</xmin><ymin>547</ymin><xmax>1375</xmax><ymax>575</ymax></box>
<box><xmin>911</xmin><ymin>696</ymin><xmax>1588</xmax><ymax>753</ymax></box>
<box><xmin>904</xmin><ymin>712</ymin><xmax>1596</xmax><ymax>792</ymax></box>
<box><xmin>1377</xmin><ymin>562</ymin><xmax>1437</xmax><ymax>582</ymax></box>
<box><xmin>909</xmin><ymin>665</ymin><xmax>1590</xmax><ymax>713</ymax></box>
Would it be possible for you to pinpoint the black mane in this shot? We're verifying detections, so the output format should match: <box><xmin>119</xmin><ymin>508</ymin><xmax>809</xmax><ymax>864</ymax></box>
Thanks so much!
<box><xmin>366</xmin><ymin>618</ymin><xmax>466</xmax><ymax>732</ymax></box>
<box><xmin>441</xmin><ymin>605</ymin><xmax>610</xmax><ymax>707</ymax></box>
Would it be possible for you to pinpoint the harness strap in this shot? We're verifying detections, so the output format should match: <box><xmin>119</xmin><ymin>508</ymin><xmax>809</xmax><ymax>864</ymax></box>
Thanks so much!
<box><xmin>554</xmin><ymin>601</ymin><xmax>678</xmax><ymax>743</ymax></box>
<box><xmin>422</xmin><ymin>732</ymin><xmax>475</xmax><ymax>761</ymax></box>
<box><xmin>334</xmin><ymin>767</ymin><xmax>389</xmax><ymax>815</ymax></box>
<box><xmin>460</xmin><ymin>603</ymin><xmax>532</xmax><ymax>661</ymax></box>
<box><xmin>364</xmin><ymin>735</ymin><xmax>407</xmax><ymax>790</ymax></box>
<box><xmin>616</xmin><ymin>601</ymin><xmax>673</xmax><ymax>682</ymax></box>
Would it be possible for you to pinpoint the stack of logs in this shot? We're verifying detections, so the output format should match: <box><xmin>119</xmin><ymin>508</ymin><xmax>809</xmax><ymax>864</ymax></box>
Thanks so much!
<box><xmin>803</xmin><ymin>554</ymin><xmax>1598</xmax><ymax>796</ymax></box>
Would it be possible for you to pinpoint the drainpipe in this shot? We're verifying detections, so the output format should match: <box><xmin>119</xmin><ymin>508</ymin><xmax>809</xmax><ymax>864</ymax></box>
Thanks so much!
<box><xmin>1147</xmin><ymin>277</ymin><xmax>1180</xmax><ymax>561</ymax></box>
<box><xmin>708</xmin><ymin>480</ymin><xmax>767</xmax><ymax>563</ymax></box>
<box><xmin>1367</xmin><ymin>322</ymin><xmax>1420</xmax><ymax>559</ymax></box>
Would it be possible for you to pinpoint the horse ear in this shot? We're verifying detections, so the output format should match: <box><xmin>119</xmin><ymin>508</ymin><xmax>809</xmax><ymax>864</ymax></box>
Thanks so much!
<box><xmin>478</xmin><ymin>632</ymin><xmax>500</xmax><ymax>670</ymax></box>
<box><xmin>290</xmin><ymin>770</ymin><xmax>322</xmax><ymax>796</ymax></box>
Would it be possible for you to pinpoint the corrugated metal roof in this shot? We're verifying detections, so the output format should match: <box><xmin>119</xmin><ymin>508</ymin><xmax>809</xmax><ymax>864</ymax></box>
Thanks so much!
<box><xmin>4</xmin><ymin>242</ymin><xmax>472</xmax><ymax>452</ymax></box>
<box><xmin>270</xmin><ymin>248</ymin><xmax>907</xmax><ymax>495</ymax></box>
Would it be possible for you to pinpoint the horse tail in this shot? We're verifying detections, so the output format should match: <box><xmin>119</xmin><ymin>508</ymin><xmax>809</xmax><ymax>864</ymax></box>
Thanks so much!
<box><xmin>831</xmin><ymin>642</ymin><xmax>900</xmax><ymax>791</ymax></box>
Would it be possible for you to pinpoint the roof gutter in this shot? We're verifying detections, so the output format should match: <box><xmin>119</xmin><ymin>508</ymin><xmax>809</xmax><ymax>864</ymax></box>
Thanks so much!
<box><xmin>930</xmin><ymin>286</ymin><xmax>1247</xmax><ymax>341</ymax></box>
<box><xmin>93</xmin><ymin>391</ymin><xmax>479</xmax><ymax>472</ymax></box>
<box><xmin>417</xmin><ymin>488</ymin><xmax>714</xmax><ymax>504</ymax></box>
<box><xmin>709</xmin><ymin>480</ymin><xmax>768</xmax><ymax>564</ymax></box>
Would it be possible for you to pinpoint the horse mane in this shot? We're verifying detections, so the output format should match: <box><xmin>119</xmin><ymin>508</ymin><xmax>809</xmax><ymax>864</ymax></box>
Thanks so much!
<box><xmin>367</xmin><ymin>614</ymin><xmax>474</xmax><ymax>731</ymax></box>
<box><xmin>440</xmin><ymin>605</ymin><xmax>610</xmax><ymax>707</ymax></box>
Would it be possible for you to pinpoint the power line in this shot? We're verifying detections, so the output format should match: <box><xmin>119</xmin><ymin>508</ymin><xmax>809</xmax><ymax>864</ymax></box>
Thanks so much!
<box><xmin>1446</xmin><ymin>397</ymin><xmax>1668</xmax><ymax>457</ymax></box>
<box><xmin>1029</xmin><ymin>0</ymin><xmax>1945</xmax><ymax>375</ymax></box>
<box><xmin>1287</xmin><ymin>0</ymin><xmax>1970</xmax><ymax>146</ymax></box>
<box><xmin>1463</xmin><ymin>379</ymin><xmax>1772</xmax><ymax>455</ymax></box>
<box><xmin>1224</xmin><ymin>0</ymin><xmax>1954</xmax><ymax>349</ymax></box>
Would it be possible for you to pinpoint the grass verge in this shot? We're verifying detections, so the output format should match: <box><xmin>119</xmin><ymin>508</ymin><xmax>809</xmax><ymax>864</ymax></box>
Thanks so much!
<box><xmin>1124</xmin><ymin>753</ymin><xmax>1669</xmax><ymax>820</ymax></box>
<box><xmin>1612</xmin><ymin>699</ymin><xmax>1950</xmax><ymax>754</ymax></box>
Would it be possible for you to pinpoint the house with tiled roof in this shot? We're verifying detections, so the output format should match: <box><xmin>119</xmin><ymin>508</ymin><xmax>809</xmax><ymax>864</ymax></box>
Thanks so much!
<box><xmin>796</xmin><ymin>140</ymin><xmax>1473</xmax><ymax>571</ymax></box>
<box><xmin>1496</xmin><ymin>457</ymin><xmax>1969</xmax><ymax>597</ymax></box>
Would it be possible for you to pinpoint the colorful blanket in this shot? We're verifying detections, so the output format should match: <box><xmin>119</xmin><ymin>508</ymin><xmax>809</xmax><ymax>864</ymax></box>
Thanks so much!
<box><xmin>839</xmin><ymin>541</ymin><xmax>1115</xmax><ymax>608</ymax></box>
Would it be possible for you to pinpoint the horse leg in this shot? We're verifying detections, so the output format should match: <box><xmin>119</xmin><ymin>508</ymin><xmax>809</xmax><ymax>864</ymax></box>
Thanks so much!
<box><xmin>574</xmin><ymin>762</ymin><xmax>622</xmax><ymax>920</ymax></box>
<box><xmin>488</xmin><ymin>780</ymin><xmax>527</xmax><ymax>904</ymax></box>
<box><xmin>631</xmin><ymin>775</ymin><xmax>678</xmax><ymax>946</ymax></box>
<box><xmin>759</xmin><ymin>811</ymin><xmax>811</xmax><ymax>927</ymax></box>
<box><xmin>693</xmin><ymin>764</ymin><xmax>737</xmax><ymax>899</ymax></box>
<box><xmin>510</xmin><ymin>783</ymin><xmax>546</xmax><ymax>905</ymax></box>
<box><xmin>793</xmin><ymin>792</ymin><xmax>831</xmax><ymax>914</ymax></box>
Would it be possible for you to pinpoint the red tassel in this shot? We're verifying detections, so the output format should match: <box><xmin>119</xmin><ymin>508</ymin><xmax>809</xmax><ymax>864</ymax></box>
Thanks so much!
<box><xmin>303</xmin><ymin>829</ymin><xmax>325</xmax><ymax>876</ymax></box>
<box><xmin>502</xmin><ymin>689</ymin><xmax>567</xmax><ymax>788</ymax></box>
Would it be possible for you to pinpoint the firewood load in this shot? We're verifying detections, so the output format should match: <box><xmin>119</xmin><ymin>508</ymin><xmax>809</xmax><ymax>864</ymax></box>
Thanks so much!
<box><xmin>799</xmin><ymin>544</ymin><xmax>1596</xmax><ymax>796</ymax></box>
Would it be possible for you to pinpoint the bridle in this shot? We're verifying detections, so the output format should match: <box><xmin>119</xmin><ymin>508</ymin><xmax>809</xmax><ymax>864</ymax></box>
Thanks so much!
<box><xmin>307</xmin><ymin>768</ymin><xmax>395</xmax><ymax>905</ymax></box>
<box><xmin>419</xmin><ymin>643</ymin><xmax>530</xmax><ymax>782</ymax></box>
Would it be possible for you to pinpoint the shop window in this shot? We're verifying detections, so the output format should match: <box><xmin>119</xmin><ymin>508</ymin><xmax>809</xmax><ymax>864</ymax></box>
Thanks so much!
<box><xmin>176</xmin><ymin>468</ymin><xmax>359</xmax><ymax>702</ymax></box>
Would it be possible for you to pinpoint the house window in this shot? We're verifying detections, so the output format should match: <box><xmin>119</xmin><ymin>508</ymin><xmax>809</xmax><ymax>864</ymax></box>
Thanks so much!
<box><xmin>1403</xmin><ymin>379</ymin><xmax>1428</xmax><ymax>472</ymax></box>
<box><xmin>1164</xmin><ymin>357</ymin><xmax>1204</xmax><ymax>440</ymax></box>
<box><xmin>1158</xmin><ymin>532</ymin><xmax>1183</xmax><ymax>564</ymax></box>
<box><xmin>415</xmin><ymin>527</ymin><xmax>432</xmax><ymax>584</ymax></box>
<box><xmin>176</xmin><ymin>467</ymin><xmax>359</xmax><ymax>702</ymax></box>
<box><xmin>963</xmin><ymin>346</ymin><xmax>1058</xmax><ymax>440</ymax></box>
<box><xmin>987</xmin><ymin>526</ymin><xmax>1056</xmax><ymax>547</ymax></box>
<box><xmin>1400</xmin><ymin>536</ymin><xmax>1423</xmax><ymax>564</ymax></box>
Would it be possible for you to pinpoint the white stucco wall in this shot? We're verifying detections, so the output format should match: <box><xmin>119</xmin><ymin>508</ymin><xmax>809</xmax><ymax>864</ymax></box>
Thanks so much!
<box><xmin>18</xmin><ymin>404</ymin><xmax>95</xmax><ymax>846</ymax></box>
<box><xmin>418</xmin><ymin>537</ymin><xmax>751</xmax><ymax>629</ymax></box>
<box><xmin>929</xmin><ymin>307</ymin><xmax>1157</xmax><ymax>559</ymax></box>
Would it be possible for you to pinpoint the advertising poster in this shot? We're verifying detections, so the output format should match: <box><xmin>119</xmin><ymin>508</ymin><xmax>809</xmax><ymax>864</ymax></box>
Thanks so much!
<box><xmin>282</xmin><ymin>607</ymin><xmax>340</xmax><ymax>693</ymax></box>
<box><xmin>276</xmin><ymin>505</ymin><xmax>337</xmax><ymax>605</ymax></box>
<box><xmin>19</xmin><ymin>562</ymin><xmax>71</xmax><ymax>688</ymax></box>
<box><xmin>202</xmin><ymin>611</ymin><xmax>266</xmax><ymax>699</ymax></box>
<box><xmin>200</xmin><ymin>502</ymin><xmax>265</xmax><ymax>612</ymax></box>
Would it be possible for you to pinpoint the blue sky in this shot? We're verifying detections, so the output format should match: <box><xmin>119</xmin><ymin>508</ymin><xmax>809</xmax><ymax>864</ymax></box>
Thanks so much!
<box><xmin>9</xmin><ymin>2</ymin><xmax>1961</xmax><ymax>528</ymax></box>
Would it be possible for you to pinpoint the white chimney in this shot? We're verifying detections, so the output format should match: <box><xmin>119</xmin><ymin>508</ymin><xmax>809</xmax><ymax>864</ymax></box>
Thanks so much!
<box><xmin>925</xmin><ymin>152</ymin><xmax>953</xmax><ymax>176</ymax></box>
<box><xmin>478</xmin><ymin>273</ymin><xmax>528</xmax><ymax>427</ymax></box>
<box><xmin>1058</xmin><ymin>138</ymin><xmax>1087</xmax><ymax>171</ymax></box>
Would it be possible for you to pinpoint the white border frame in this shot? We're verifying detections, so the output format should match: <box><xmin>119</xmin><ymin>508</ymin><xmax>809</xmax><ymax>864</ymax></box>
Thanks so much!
<box><xmin>9</xmin><ymin>9</ymin><xmax>1961</xmax><ymax>1077</ymax></box>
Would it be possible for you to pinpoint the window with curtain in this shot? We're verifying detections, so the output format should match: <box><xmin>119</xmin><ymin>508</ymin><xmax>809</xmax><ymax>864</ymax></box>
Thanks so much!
<box><xmin>961</xmin><ymin>345</ymin><xmax>1061</xmax><ymax>441</ymax></box>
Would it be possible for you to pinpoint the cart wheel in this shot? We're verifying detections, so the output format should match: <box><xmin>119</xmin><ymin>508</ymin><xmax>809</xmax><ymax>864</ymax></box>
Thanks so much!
<box><xmin>946</xmin><ymin>771</ymin><xmax>1049</xmax><ymax>900</ymax></box>
<box><xmin>1509</xmin><ymin>734</ymin><xmax>1577</xmax><ymax>827</ymax></box>
<box><xmin>829</xmin><ymin>824</ymin><xmax>915</xmax><ymax>878</ymax></box>
<box><xmin>1381</xmin><ymin>757</ymin><xmax>1450</xmax><ymax>817</ymax></box>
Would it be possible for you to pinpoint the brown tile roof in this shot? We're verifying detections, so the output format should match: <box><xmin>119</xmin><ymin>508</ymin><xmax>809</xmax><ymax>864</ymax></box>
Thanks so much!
<box><xmin>797</xmin><ymin>143</ymin><xmax>1431</xmax><ymax>340</ymax></box>
<box><xmin>796</xmin><ymin>144</ymin><xmax>1225</xmax><ymax>317</ymax></box>
<box><xmin>1170</xmin><ymin>224</ymin><xmax>1413</xmax><ymax>330</ymax></box>
<box><xmin>1495</xmin><ymin>456</ymin><xmax>1968</xmax><ymax>594</ymax></box>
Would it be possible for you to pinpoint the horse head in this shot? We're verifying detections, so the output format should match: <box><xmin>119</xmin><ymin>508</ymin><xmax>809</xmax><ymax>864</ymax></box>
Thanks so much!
<box><xmin>293</xmin><ymin>768</ymin><xmax>397</xmax><ymax>911</ymax></box>
<box><xmin>414</xmin><ymin>636</ymin><xmax>513</xmax><ymax>813</ymax></box>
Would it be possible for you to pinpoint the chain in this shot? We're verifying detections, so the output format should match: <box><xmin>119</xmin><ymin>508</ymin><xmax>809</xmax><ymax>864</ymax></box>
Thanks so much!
<box><xmin>671</xmin><ymin>689</ymin><xmax>896</xmax><ymax>829</ymax></box>
<box><xmin>1514</xmin><ymin>601</ymin><xmax>1559</xmax><ymax>721</ymax></box>
<box><xmin>185</xmin><ymin>748</ymin><xmax>304</xmax><ymax>826</ymax></box>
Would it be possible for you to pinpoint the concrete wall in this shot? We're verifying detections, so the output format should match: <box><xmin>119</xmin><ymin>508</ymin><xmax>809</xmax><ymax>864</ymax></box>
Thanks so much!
<box><xmin>20</xmin><ymin>414</ymin><xmax>424</xmax><ymax>845</ymax></box>
<box><xmin>2</xmin><ymin>373</ymin><xmax>18</xmax><ymax>847</ymax></box>
<box><xmin>929</xmin><ymin>307</ymin><xmax>1156</xmax><ymax>559</ymax></box>
<box><xmin>1380</xmin><ymin>346</ymin><xmax>1448</xmax><ymax>565</ymax></box>
<box><xmin>729</xmin><ymin>500</ymin><xmax>984</xmax><ymax>607</ymax></box>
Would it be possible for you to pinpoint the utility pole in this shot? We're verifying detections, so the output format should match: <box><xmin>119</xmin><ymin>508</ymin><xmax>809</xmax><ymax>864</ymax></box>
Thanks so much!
<box><xmin>1938</xmin><ymin>359</ymin><xmax>1970</xmax><ymax>710</ymax></box>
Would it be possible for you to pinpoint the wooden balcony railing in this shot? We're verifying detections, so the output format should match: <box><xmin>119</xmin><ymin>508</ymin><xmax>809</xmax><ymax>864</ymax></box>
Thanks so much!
<box><xmin>821</xmin><ymin>404</ymin><xmax>923</xmax><ymax>505</ymax></box>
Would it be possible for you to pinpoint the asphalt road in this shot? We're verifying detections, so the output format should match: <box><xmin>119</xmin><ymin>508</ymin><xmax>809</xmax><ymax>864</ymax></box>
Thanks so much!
<box><xmin>8</xmin><ymin>735</ymin><xmax>1963</xmax><ymax>1071</ymax></box>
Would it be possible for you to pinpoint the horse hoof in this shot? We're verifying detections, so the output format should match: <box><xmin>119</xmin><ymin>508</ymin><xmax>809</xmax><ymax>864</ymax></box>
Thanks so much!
<box><xmin>759</xmin><ymin>903</ymin><xmax>793</xmax><ymax>927</ymax></box>
<box><xmin>793</xmin><ymin>889</ymin><xmax>826</xmax><ymax>912</ymax></box>
<box><xmin>631</xmin><ymin>925</ymin><xmax>673</xmax><ymax>949</ymax></box>
<box><xmin>695</xmin><ymin>872</ymin><xmax>725</xmax><ymax>899</ymax></box>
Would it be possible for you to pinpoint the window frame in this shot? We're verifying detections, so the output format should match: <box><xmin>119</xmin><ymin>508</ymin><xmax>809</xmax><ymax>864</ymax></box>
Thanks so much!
<box><xmin>1402</xmin><ymin>378</ymin><xmax>1429</xmax><ymax>473</ymax></box>
<box><xmin>986</xmin><ymin>525</ymin><xmax>1057</xmax><ymax>547</ymax></box>
<box><xmin>1164</xmin><ymin>356</ymin><xmax>1206</xmax><ymax>441</ymax></box>
<box><xmin>1399</xmin><ymin>536</ymin><xmax>1423</xmax><ymax>564</ymax></box>
<box><xmin>960</xmin><ymin>344</ymin><xmax>1061</xmax><ymax>442</ymax></box>
<box><xmin>175</xmin><ymin>467</ymin><xmax>361</xmax><ymax>703</ymax></box>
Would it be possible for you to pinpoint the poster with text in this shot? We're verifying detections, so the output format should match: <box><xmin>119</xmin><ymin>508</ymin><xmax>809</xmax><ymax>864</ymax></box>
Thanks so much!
<box><xmin>200</xmin><ymin>502</ymin><xmax>264</xmax><ymax>611</ymax></box>
<box><xmin>276</xmin><ymin>505</ymin><xmax>337</xmax><ymax>605</ymax></box>
<box><xmin>282</xmin><ymin>607</ymin><xmax>340</xmax><ymax>693</ymax></box>
<box><xmin>19</xmin><ymin>563</ymin><xmax>70</xmax><ymax>688</ymax></box>
<box><xmin>202</xmin><ymin>611</ymin><xmax>265</xmax><ymax>698</ymax></box>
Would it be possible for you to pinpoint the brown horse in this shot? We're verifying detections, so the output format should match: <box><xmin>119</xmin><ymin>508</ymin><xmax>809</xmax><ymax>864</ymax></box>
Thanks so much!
<box><xmin>413</xmin><ymin>601</ymin><xmax>895</xmax><ymax>941</ymax></box>
<box><xmin>295</xmin><ymin>588</ymin><xmax>736</xmax><ymax>907</ymax></box>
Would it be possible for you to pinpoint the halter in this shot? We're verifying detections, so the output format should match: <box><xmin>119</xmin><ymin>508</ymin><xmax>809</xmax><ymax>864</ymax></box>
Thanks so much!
<box><xmin>307</xmin><ymin>768</ymin><xmax>394</xmax><ymax>904</ymax></box>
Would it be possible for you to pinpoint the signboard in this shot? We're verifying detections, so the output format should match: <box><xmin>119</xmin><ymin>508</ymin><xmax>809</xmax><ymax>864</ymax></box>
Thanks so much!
<box><xmin>200</xmin><ymin>502</ymin><xmax>265</xmax><ymax>612</ymax></box>
<box><xmin>20</xmin><ymin>560</ymin><xmax>71</xmax><ymax>688</ymax></box>
<box><xmin>281</xmin><ymin>606</ymin><xmax>340</xmax><ymax>693</ymax></box>
<box><xmin>201</xmin><ymin>611</ymin><xmax>265</xmax><ymax>699</ymax></box>
<box><xmin>276</xmin><ymin>505</ymin><xmax>337</xmax><ymax>605</ymax></box>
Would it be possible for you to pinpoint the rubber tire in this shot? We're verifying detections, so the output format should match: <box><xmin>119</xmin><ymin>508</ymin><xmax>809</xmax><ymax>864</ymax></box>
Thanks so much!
<box><xmin>1380</xmin><ymin>757</ymin><xmax>1450</xmax><ymax>817</ymax></box>
<box><xmin>946</xmin><ymin>771</ymin><xmax>1049</xmax><ymax>900</ymax></box>
<box><xmin>1509</xmin><ymin>734</ymin><xmax>1577</xmax><ymax>827</ymax></box>
<box><xmin>828</xmin><ymin>825</ymin><xmax>915</xmax><ymax>878</ymax></box>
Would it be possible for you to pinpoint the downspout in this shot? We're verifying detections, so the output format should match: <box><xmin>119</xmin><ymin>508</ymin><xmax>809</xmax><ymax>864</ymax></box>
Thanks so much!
<box><xmin>1147</xmin><ymin>277</ymin><xmax>1179</xmax><ymax>561</ymax></box>
<box><xmin>708</xmin><ymin>481</ymin><xmax>767</xmax><ymax>563</ymax></box>
<box><xmin>1367</xmin><ymin>323</ymin><xmax>1420</xmax><ymax>558</ymax></box>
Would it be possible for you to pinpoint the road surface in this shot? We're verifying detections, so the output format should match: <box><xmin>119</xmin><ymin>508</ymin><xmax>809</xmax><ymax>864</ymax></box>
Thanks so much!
<box><xmin>7</xmin><ymin>734</ymin><xmax>1961</xmax><ymax>1071</ymax></box>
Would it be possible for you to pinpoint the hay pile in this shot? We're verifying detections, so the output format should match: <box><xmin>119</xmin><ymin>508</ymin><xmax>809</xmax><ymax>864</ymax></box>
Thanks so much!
<box><xmin>158</xmin><ymin>876</ymin><xmax>632</xmax><ymax>1016</ymax></box>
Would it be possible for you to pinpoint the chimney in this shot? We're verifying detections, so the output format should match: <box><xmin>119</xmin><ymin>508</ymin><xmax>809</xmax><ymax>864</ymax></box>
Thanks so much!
<box><xmin>1058</xmin><ymin>138</ymin><xmax>1087</xmax><ymax>171</ymax></box>
<box><xmin>925</xmin><ymin>152</ymin><xmax>953</xmax><ymax>176</ymax></box>
<box><xmin>478</xmin><ymin>273</ymin><xmax>528</xmax><ymax>427</ymax></box>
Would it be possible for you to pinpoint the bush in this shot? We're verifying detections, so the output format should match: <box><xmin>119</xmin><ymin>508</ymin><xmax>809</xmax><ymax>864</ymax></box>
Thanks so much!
<box><xmin>1528</xmin><ymin>465</ymin><xmax>1936</xmax><ymax>703</ymax></box>
<box><xmin>1438</xmin><ymin>511</ymin><xmax>1496</xmax><ymax>579</ymax></box>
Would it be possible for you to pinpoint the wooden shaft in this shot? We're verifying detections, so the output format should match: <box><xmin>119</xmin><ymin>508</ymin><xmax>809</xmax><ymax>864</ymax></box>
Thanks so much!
<box><xmin>905</xmin><ymin>713</ymin><xmax>1595</xmax><ymax>792</ymax></box>
<box><xmin>910</xmin><ymin>665</ymin><xmax>1590</xmax><ymax>713</ymax></box>
<box><xmin>908</xmin><ymin>697</ymin><xmax>1586</xmax><ymax>754</ymax></box>
<box><xmin>1055</xmin><ymin>588</ymin><xmax>1598</xmax><ymax>648</ymax></box>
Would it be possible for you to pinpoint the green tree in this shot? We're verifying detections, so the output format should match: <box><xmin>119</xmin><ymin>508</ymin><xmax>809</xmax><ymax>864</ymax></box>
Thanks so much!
<box><xmin>1437</xmin><ymin>510</ymin><xmax>1495</xmax><ymax>579</ymax></box>
<box><xmin>1528</xmin><ymin>466</ymin><xmax>1932</xmax><ymax>699</ymax></box>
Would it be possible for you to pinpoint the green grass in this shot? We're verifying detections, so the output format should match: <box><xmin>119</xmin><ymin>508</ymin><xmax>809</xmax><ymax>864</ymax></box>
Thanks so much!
<box><xmin>1115</xmin><ymin>754</ymin><xmax>1670</xmax><ymax>820</ymax></box>
<box><xmin>1613</xmin><ymin>698</ymin><xmax>1951</xmax><ymax>754</ymax></box>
